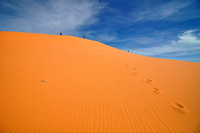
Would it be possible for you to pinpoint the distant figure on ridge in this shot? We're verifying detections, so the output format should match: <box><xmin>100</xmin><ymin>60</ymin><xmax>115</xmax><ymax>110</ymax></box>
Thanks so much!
<box><xmin>60</xmin><ymin>32</ymin><xmax>62</xmax><ymax>35</ymax></box>
<box><xmin>83</xmin><ymin>35</ymin><xmax>85</xmax><ymax>39</ymax></box>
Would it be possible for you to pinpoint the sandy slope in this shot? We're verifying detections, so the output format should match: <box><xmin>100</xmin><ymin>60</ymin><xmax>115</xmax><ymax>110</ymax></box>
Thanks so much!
<box><xmin>0</xmin><ymin>31</ymin><xmax>200</xmax><ymax>133</ymax></box>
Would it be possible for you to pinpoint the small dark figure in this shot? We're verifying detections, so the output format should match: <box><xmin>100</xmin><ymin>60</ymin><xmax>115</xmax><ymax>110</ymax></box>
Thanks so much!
<box><xmin>60</xmin><ymin>32</ymin><xmax>62</xmax><ymax>35</ymax></box>
<box><xmin>128</xmin><ymin>50</ymin><xmax>129</xmax><ymax>52</ymax></box>
<box><xmin>83</xmin><ymin>35</ymin><xmax>85</xmax><ymax>39</ymax></box>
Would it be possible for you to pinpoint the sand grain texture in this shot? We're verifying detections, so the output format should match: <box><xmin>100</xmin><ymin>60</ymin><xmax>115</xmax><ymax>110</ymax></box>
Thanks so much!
<box><xmin>0</xmin><ymin>32</ymin><xmax>200</xmax><ymax>132</ymax></box>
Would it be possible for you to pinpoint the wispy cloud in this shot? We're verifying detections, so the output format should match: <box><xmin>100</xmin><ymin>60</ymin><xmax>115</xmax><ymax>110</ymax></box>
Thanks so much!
<box><xmin>0</xmin><ymin>0</ymin><xmax>106</xmax><ymax>34</ymax></box>
<box><xmin>129</xmin><ymin>30</ymin><xmax>200</xmax><ymax>58</ymax></box>
<box><xmin>130</xmin><ymin>0</ymin><xmax>199</xmax><ymax>22</ymax></box>
<box><xmin>113</xmin><ymin>37</ymin><xmax>163</xmax><ymax>44</ymax></box>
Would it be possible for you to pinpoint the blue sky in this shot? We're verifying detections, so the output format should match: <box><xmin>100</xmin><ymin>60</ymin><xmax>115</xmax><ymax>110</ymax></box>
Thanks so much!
<box><xmin>0</xmin><ymin>0</ymin><xmax>200</xmax><ymax>62</ymax></box>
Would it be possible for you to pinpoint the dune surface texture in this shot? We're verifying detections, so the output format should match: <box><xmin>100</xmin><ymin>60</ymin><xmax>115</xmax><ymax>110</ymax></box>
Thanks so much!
<box><xmin>0</xmin><ymin>31</ymin><xmax>200</xmax><ymax>132</ymax></box>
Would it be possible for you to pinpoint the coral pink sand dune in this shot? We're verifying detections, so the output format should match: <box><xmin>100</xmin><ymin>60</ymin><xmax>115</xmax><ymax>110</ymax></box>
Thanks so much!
<box><xmin>0</xmin><ymin>31</ymin><xmax>200</xmax><ymax>132</ymax></box>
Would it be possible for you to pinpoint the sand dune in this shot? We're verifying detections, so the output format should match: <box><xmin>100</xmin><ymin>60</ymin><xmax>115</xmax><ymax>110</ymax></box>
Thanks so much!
<box><xmin>0</xmin><ymin>31</ymin><xmax>200</xmax><ymax>132</ymax></box>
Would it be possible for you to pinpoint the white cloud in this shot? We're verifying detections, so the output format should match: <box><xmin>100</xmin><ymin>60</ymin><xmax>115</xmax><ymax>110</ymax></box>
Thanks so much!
<box><xmin>130</xmin><ymin>0</ymin><xmax>198</xmax><ymax>22</ymax></box>
<box><xmin>178</xmin><ymin>30</ymin><xmax>200</xmax><ymax>44</ymax></box>
<box><xmin>129</xmin><ymin>30</ymin><xmax>200</xmax><ymax>57</ymax></box>
<box><xmin>0</xmin><ymin>0</ymin><xmax>106</xmax><ymax>34</ymax></box>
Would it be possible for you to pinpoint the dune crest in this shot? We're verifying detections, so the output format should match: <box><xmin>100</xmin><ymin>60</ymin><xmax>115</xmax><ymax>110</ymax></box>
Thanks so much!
<box><xmin>0</xmin><ymin>31</ymin><xmax>200</xmax><ymax>132</ymax></box>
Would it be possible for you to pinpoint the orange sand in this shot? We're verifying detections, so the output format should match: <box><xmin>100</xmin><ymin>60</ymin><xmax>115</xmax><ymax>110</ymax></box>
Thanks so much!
<box><xmin>0</xmin><ymin>31</ymin><xmax>200</xmax><ymax>132</ymax></box>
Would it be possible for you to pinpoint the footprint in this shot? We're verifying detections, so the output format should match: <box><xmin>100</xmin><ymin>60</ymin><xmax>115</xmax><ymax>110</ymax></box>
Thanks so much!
<box><xmin>41</xmin><ymin>80</ymin><xmax>47</xmax><ymax>83</ymax></box>
<box><xmin>132</xmin><ymin>67</ymin><xmax>137</xmax><ymax>70</ymax></box>
<box><xmin>151</xmin><ymin>87</ymin><xmax>163</xmax><ymax>94</ymax></box>
<box><xmin>171</xmin><ymin>103</ymin><xmax>187</xmax><ymax>114</ymax></box>
<box><xmin>145</xmin><ymin>79</ymin><xmax>153</xmax><ymax>84</ymax></box>
<box><xmin>132</xmin><ymin>72</ymin><xmax>138</xmax><ymax>76</ymax></box>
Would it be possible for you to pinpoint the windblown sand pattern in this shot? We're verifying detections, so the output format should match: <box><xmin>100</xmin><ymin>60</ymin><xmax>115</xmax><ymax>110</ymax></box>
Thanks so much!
<box><xmin>0</xmin><ymin>32</ymin><xmax>200</xmax><ymax>132</ymax></box>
